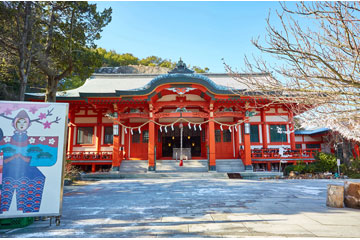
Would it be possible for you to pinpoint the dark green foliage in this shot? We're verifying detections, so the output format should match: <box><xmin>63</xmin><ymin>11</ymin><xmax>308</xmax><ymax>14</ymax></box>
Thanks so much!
<box><xmin>284</xmin><ymin>153</ymin><xmax>339</xmax><ymax>175</ymax></box>
<box><xmin>313</xmin><ymin>152</ymin><xmax>337</xmax><ymax>173</ymax></box>
<box><xmin>0</xmin><ymin>1</ymin><xmax>113</xmax><ymax>102</ymax></box>
<box><xmin>304</xmin><ymin>163</ymin><xmax>316</xmax><ymax>173</ymax></box>
<box><xmin>293</xmin><ymin>161</ymin><xmax>306</xmax><ymax>174</ymax></box>
<box><xmin>59</xmin><ymin>48</ymin><xmax>103</xmax><ymax>91</ymax></box>
<box><xmin>284</xmin><ymin>164</ymin><xmax>295</xmax><ymax>176</ymax></box>
<box><xmin>284</xmin><ymin>153</ymin><xmax>360</xmax><ymax>178</ymax></box>
<box><xmin>341</xmin><ymin>157</ymin><xmax>360</xmax><ymax>178</ymax></box>
<box><xmin>95</xmin><ymin>47</ymin><xmax>209</xmax><ymax>73</ymax></box>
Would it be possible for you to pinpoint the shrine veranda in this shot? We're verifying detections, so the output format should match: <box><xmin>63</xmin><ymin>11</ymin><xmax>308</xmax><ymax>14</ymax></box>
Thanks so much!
<box><xmin>26</xmin><ymin>62</ymin><xmax>358</xmax><ymax>173</ymax></box>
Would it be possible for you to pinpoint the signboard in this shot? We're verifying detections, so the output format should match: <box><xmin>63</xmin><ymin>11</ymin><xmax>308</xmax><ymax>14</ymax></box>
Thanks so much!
<box><xmin>0</xmin><ymin>101</ymin><xmax>68</xmax><ymax>218</ymax></box>
<box><xmin>337</xmin><ymin>159</ymin><xmax>341</xmax><ymax>166</ymax></box>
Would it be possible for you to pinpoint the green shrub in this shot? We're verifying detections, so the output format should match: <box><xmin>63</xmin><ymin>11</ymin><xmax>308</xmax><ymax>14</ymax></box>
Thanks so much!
<box><xmin>284</xmin><ymin>165</ymin><xmax>295</xmax><ymax>176</ymax></box>
<box><xmin>348</xmin><ymin>173</ymin><xmax>360</xmax><ymax>179</ymax></box>
<box><xmin>64</xmin><ymin>159</ymin><xmax>81</xmax><ymax>180</ymax></box>
<box><xmin>304</xmin><ymin>163</ymin><xmax>316</xmax><ymax>173</ymax></box>
<box><xmin>294</xmin><ymin>162</ymin><xmax>306</xmax><ymax>174</ymax></box>
<box><xmin>313</xmin><ymin>152</ymin><xmax>337</xmax><ymax>173</ymax></box>
<box><xmin>341</xmin><ymin>157</ymin><xmax>360</xmax><ymax>178</ymax></box>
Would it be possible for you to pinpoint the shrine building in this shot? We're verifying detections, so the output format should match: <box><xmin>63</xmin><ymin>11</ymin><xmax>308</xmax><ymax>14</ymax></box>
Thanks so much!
<box><xmin>26</xmin><ymin>60</ymin><xmax>332</xmax><ymax>173</ymax></box>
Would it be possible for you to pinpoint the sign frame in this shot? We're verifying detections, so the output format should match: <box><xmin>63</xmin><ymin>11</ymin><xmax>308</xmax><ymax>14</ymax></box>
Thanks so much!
<box><xmin>0</xmin><ymin>101</ymin><xmax>68</xmax><ymax>219</ymax></box>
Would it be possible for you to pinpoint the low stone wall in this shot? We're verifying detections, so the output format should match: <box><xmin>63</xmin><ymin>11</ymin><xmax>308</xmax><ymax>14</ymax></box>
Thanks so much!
<box><xmin>344</xmin><ymin>181</ymin><xmax>360</xmax><ymax>209</ymax></box>
<box><xmin>326</xmin><ymin>185</ymin><xmax>344</xmax><ymax>208</ymax></box>
<box><xmin>327</xmin><ymin>182</ymin><xmax>360</xmax><ymax>209</ymax></box>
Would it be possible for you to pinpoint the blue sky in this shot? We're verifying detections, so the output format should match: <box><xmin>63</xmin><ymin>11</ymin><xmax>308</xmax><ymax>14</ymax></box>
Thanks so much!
<box><xmin>93</xmin><ymin>1</ymin><xmax>287</xmax><ymax>73</ymax></box>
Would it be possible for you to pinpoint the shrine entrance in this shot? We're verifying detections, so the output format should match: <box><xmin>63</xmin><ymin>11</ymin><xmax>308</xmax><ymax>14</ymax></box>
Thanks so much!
<box><xmin>161</xmin><ymin>126</ymin><xmax>202</xmax><ymax>158</ymax></box>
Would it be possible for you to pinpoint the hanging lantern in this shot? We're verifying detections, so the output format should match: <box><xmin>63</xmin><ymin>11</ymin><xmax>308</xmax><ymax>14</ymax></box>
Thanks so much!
<box><xmin>113</xmin><ymin>124</ymin><xmax>119</xmax><ymax>136</ymax></box>
<box><xmin>199</xmin><ymin>124</ymin><xmax>202</xmax><ymax>131</ymax></box>
<box><xmin>244</xmin><ymin>123</ymin><xmax>250</xmax><ymax>134</ymax></box>
<box><xmin>220</xmin><ymin>125</ymin><xmax>223</xmax><ymax>131</ymax></box>
<box><xmin>188</xmin><ymin>122</ymin><xmax>191</xmax><ymax>129</ymax></box>
<box><xmin>138</xmin><ymin>127</ymin><xmax>141</xmax><ymax>134</ymax></box>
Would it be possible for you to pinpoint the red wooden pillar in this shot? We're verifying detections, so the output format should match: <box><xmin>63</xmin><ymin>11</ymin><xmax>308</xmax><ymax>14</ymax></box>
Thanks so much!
<box><xmin>96</xmin><ymin>111</ymin><xmax>102</xmax><ymax>153</ymax></box>
<box><xmin>148</xmin><ymin>116</ymin><xmax>155</xmax><ymax>171</ymax></box>
<box><xmin>354</xmin><ymin>143</ymin><xmax>360</xmax><ymax>158</ymax></box>
<box><xmin>261</xmin><ymin>109</ymin><xmax>268</xmax><ymax>149</ymax></box>
<box><xmin>112</xmin><ymin>114</ymin><xmax>121</xmax><ymax>171</ymax></box>
<box><xmin>209</xmin><ymin>114</ymin><xmax>216</xmax><ymax>171</ymax></box>
<box><xmin>234</xmin><ymin>120</ymin><xmax>240</xmax><ymax>158</ymax></box>
<box><xmin>119</xmin><ymin>125</ymin><xmax>124</xmax><ymax>165</ymax></box>
<box><xmin>267</xmin><ymin>162</ymin><xmax>271</xmax><ymax>171</ymax></box>
<box><xmin>68</xmin><ymin>109</ymin><xmax>75</xmax><ymax>153</ymax></box>
<box><xmin>243</xmin><ymin>119</ymin><xmax>253</xmax><ymax>171</ymax></box>
<box><xmin>289</xmin><ymin>111</ymin><xmax>296</xmax><ymax>150</ymax></box>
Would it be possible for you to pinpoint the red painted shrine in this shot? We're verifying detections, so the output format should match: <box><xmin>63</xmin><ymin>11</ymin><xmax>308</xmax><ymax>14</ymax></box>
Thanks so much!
<box><xmin>27</xmin><ymin>60</ymin><xmax>330</xmax><ymax>172</ymax></box>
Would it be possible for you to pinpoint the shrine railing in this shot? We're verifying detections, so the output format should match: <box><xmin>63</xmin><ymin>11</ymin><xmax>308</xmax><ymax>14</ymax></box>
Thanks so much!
<box><xmin>66</xmin><ymin>151</ymin><xmax>113</xmax><ymax>163</ymax></box>
<box><xmin>240</xmin><ymin>148</ymin><xmax>320</xmax><ymax>160</ymax></box>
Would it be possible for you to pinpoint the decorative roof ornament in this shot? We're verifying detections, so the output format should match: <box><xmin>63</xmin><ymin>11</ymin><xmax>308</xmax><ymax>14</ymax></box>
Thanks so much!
<box><xmin>167</xmin><ymin>87</ymin><xmax>196</xmax><ymax>95</ymax></box>
<box><xmin>174</xmin><ymin>107</ymin><xmax>189</xmax><ymax>113</ymax></box>
<box><xmin>168</xmin><ymin>58</ymin><xmax>194</xmax><ymax>74</ymax></box>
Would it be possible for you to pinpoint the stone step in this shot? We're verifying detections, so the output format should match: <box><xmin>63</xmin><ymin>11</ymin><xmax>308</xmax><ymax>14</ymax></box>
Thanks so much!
<box><xmin>82</xmin><ymin>172</ymin><xmax>229</xmax><ymax>179</ymax></box>
<box><xmin>81</xmin><ymin>171</ymin><xmax>283</xmax><ymax>180</ymax></box>
<box><xmin>119</xmin><ymin>160</ymin><xmax>148</xmax><ymax>173</ymax></box>
<box><xmin>216</xmin><ymin>159</ymin><xmax>245</xmax><ymax>173</ymax></box>
<box><xmin>156</xmin><ymin>160</ymin><xmax>208</xmax><ymax>172</ymax></box>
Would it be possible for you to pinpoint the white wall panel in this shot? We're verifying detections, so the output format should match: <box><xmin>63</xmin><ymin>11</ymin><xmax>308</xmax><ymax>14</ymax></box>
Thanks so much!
<box><xmin>249</xmin><ymin>116</ymin><xmax>261</xmax><ymax>122</ymax></box>
<box><xmin>266</xmin><ymin>115</ymin><xmax>288</xmax><ymax>122</ymax></box>
<box><xmin>304</xmin><ymin>136</ymin><xmax>322</xmax><ymax>142</ymax></box>
<box><xmin>75</xmin><ymin>117</ymin><xmax>97</xmax><ymax>124</ymax></box>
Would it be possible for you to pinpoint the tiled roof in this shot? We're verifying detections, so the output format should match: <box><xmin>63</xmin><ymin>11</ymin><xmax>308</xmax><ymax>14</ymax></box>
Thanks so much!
<box><xmin>26</xmin><ymin>72</ymin><xmax>271</xmax><ymax>99</ymax></box>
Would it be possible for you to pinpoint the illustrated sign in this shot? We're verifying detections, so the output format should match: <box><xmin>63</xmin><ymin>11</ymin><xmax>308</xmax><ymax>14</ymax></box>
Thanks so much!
<box><xmin>0</xmin><ymin>101</ymin><xmax>68</xmax><ymax>218</ymax></box>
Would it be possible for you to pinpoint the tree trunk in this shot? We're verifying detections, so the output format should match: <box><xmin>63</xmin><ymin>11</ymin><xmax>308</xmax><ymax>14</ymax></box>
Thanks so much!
<box><xmin>342</xmin><ymin>138</ymin><xmax>353</xmax><ymax>165</ymax></box>
<box><xmin>45</xmin><ymin>75</ymin><xmax>57</xmax><ymax>102</ymax></box>
<box><xmin>19</xmin><ymin>78</ymin><xmax>27</xmax><ymax>101</ymax></box>
<box><xmin>17</xmin><ymin>1</ymin><xmax>33</xmax><ymax>101</ymax></box>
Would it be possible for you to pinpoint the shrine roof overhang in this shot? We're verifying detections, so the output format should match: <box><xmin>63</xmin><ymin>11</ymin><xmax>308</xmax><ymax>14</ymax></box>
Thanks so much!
<box><xmin>294</xmin><ymin>127</ymin><xmax>330</xmax><ymax>135</ymax></box>
<box><xmin>25</xmin><ymin>72</ymin><xmax>271</xmax><ymax>101</ymax></box>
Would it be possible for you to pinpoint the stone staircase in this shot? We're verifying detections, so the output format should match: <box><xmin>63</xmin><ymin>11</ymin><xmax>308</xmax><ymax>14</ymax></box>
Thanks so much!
<box><xmin>119</xmin><ymin>160</ymin><xmax>148</xmax><ymax>173</ymax></box>
<box><xmin>156</xmin><ymin>160</ymin><xmax>208</xmax><ymax>172</ymax></box>
<box><xmin>216</xmin><ymin>159</ymin><xmax>245</xmax><ymax>172</ymax></box>
<box><xmin>119</xmin><ymin>159</ymin><xmax>246</xmax><ymax>173</ymax></box>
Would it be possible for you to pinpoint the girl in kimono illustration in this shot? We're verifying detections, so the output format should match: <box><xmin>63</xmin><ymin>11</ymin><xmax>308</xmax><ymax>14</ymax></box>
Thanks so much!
<box><xmin>0</xmin><ymin>108</ymin><xmax>60</xmax><ymax>214</ymax></box>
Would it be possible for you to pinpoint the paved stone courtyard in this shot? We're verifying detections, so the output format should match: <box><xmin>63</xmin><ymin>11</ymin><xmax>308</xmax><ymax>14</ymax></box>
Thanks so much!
<box><xmin>2</xmin><ymin>178</ymin><xmax>360</xmax><ymax>238</ymax></box>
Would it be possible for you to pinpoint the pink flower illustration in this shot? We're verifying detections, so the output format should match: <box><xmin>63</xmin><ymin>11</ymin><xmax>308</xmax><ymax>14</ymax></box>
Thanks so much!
<box><xmin>29</xmin><ymin>106</ymin><xmax>38</xmax><ymax>114</ymax></box>
<box><xmin>39</xmin><ymin>113</ymin><xmax>47</xmax><ymax>120</ymax></box>
<box><xmin>43</xmin><ymin>121</ymin><xmax>51</xmax><ymax>129</ymax></box>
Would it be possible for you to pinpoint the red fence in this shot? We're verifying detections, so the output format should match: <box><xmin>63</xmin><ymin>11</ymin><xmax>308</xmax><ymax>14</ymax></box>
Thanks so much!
<box><xmin>67</xmin><ymin>151</ymin><xmax>113</xmax><ymax>164</ymax></box>
<box><xmin>240</xmin><ymin>148</ymin><xmax>320</xmax><ymax>160</ymax></box>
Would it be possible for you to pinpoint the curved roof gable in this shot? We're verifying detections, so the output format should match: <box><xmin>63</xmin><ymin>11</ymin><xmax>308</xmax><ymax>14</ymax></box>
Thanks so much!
<box><xmin>114</xmin><ymin>73</ymin><xmax>231</xmax><ymax>97</ymax></box>
<box><xmin>25</xmin><ymin>60</ymin><xmax>270</xmax><ymax>100</ymax></box>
